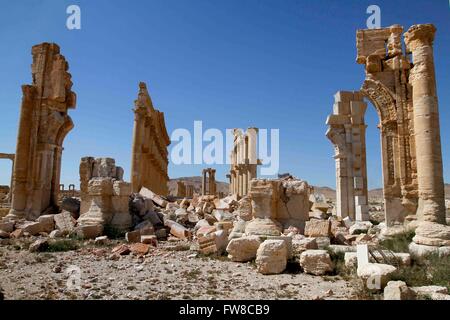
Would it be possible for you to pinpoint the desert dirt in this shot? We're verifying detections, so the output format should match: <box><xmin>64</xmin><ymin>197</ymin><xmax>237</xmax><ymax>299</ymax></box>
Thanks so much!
<box><xmin>0</xmin><ymin>238</ymin><xmax>356</xmax><ymax>300</ymax></box>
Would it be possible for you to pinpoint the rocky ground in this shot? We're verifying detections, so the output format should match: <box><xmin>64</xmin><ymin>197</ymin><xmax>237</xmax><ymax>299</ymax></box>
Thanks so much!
<box><xmin>0</xmin><ymin>238</ymin><xmax>355</xmax><ymax>300</ymax></box>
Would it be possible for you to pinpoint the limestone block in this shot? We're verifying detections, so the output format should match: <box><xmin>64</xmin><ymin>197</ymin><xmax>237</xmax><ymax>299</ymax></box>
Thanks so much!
<box><xmin>75</xmin><ymin>224</ymin><xmax>103</xmax><ymax>239</ymax></box>
<box><xmin>292</xmin><ymin>238</ymin><xmax>319</xmax><ymax>256</ymax></box>
<box><xmin>18</xmin><ymin>221</ymin><xmax>43</xmax><ymax>236</ymax></box>
<box><xmin>37</xmin><ymin>215</ymin><xmax>55</xmax><ymax>233</ymax></box>
<box><xmin>256</xmin><ymin>240</ymin><xmax>287</xmax><ymax>275</ymax></box>
<box><xmin>236</xmin><ymin>196</ymin><xmax>252</xmax><ymax>221</ymax></box>
<box><xmin>88</xmin><ymin>178</ymin><xmax>114</xmax><ymax>196</ymax></box>
<box><xmin>299</xmin><ymin>250</ymin><xmax>334</xmax><ymax>275</ymax></box>
<box><xmin>349</xmin><ymin>221</ymin><xmax>372</xmax><ymax>235</ymax></box>
<box><xmin>29</xmin><ymin>239</ymin><xmax>49</xmax><ymax>253</ymax></box>
<box><xmin>357</xmin><ymin>263</ymin><xmax>397</xmax><ymax>290</ymax></box>
<box><xmin>0</xmin><ymin>221</ymin><xmax>14</xmax><ymax>233</ymax></box>
<box><xmin>92</xmin><ymin>158</ymin><xmax>116</xmax><ymax>178</ymax></box>
<box><xmin>408</xmin><ymin>242</ymin><xmax>450</xmax><ymax>263</ymax></box>
<box><xmin>304</xmin><ymin>219</ymin><xmax>331</xmax><ymax>237</ymax></box>
<box><xmin>226</xmin><ymin>235</ymin><xmax>262</xmax><ymax>262</ymax></box>
<box><xmin>245</xmin><ymin>218</ymin><xmax>282</xmax><ymax>236</ymax></box>
<box><xmin>113</xmin><ymin>180</ymin><xmax>131</xmax><ymax>196</ymax></box>
<box><xmin>126</xmin><ymin>230</ymin><xmax>141</xmax><ymax>243</ymax></box>
<box><xmin>140</xmin><ymin>187</ymin><xmax>168</xmax><ymax>208</ymax></box>
<box><xmin>384</xmin><ymin>281</ymin><xmax>415</xmax><ymax>300</ymax></box>
<box><xmin>413</xmin><ymin>222</ymin><xmax>450</xmax><ymax>246</ymax></box>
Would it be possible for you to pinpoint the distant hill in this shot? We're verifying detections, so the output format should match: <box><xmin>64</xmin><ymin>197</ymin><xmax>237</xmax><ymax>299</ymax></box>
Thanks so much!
<box><xmin>168</xmin><ymin>178</ymin><xmax>450</xmax><ymax>200</ymax></box>
<box><xmin>168</xmin><ymin>176</ymin><xmax>229</xmax><ymax>196</ymax></box>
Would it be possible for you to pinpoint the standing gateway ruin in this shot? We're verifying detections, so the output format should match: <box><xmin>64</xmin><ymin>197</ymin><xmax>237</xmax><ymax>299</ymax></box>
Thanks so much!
<box><xmin>130</xmin><ymin>82</ymin><xmax>171</xmax><ymax>196</ymax></box>
<box><xmin>228</xmin><ymin>128</ymin><xmax>260</xmax><ymax>198</ymax></box>
<box><xmin>7</xmin><ymin>43</ymin><xmax>76</xmax><ymax>221</ymax></box>
<box><xmin>326</xmin><ymin>24</ymin><xmax>446</xmax><ymax>228</ymax></box>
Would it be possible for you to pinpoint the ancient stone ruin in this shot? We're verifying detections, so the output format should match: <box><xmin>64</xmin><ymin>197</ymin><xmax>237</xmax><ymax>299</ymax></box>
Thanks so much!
<box><xmin>201</xmin><ymin>168</ymin><xmax>216</xmax><ymax>196</ymax></box>
<box><xmin>7</xmin><ymin>43</ymin><xmax>76</xmax><ymax>221</ymax></box>
<box><xmin>326</xmin><ymin>91</ymin><xmax>369</xmax><ymax>222</ymax></box>
<box><xmin>131</xmin><ymin>82</ymin><xmax>170</xmax><ymax>196</ymax></box>
<box><xmin>228</xmin><ymin>128</ymin><xmax>260</xmax><ymax>198</ymax></box>
<box><xmin>77</xmin><ymin>157</ymin><xmax>131</xmax><ymax>231</ymax></box>
<box><xmin>327</xmin><ymin>24</ymin><xmax>446</xmax><ymax>227</ymax></box>
<box><xmin>174</xmin><ymin>181</ymin><xmax>187</xmax><ymax>198</ymax></box>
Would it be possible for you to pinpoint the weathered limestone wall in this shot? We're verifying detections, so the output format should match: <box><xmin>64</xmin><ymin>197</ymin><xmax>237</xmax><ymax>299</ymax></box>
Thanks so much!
<box><xmin>326</xmin><ymin>91</ymin><xmax>369</xmax><ymax>221</ymax></box>
<box><xmin>131</xmin><ymin>82</ymin><xmax>170</xmax><ymax>196</ymax></box>
<box><xmin>78</xmin><ymin>157</ymin><xmax>131</xmax><ymax>230</ymax></box>
<box><xmin>8</xmin><ymin>43</ymin><xmax>76</xmax><ymax>220</ymax></box>
<box><xmin>229</xmin><ymin>128</ymin><xmax>260</xmax><ymax>198</ymax></box>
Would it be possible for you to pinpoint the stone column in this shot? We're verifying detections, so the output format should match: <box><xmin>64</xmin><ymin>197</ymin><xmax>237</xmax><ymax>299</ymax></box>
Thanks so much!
<box><xmin>405</xmin><ymin>24</ymin><xmax>446</xmax><ymax>224</ymax></box>
<box><xmin>201</xmin><ymin>169</ymin><xmax>207</xmax><ymax>195</ymax></box>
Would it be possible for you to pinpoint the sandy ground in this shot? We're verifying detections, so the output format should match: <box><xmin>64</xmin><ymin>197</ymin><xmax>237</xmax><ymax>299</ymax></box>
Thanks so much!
<box><xmin>0</xmin><ymin>238</ymin><xmax>356</xmax><ymax>300</ymax></box>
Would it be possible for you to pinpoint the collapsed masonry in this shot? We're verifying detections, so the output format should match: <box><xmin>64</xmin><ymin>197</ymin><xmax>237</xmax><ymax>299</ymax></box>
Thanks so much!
<box><xmin>327</xmin><ymin>24</ymin><xmax>446</xmax><ymax>225</ymax></box>
<box><xmin>77</xmin><ymin>157</ymin><xmax>132</xmax><ymax>231</ymax></box>
<box><xmin>131</xmin><ymin>82</ymin><xmax>170</xmax><ymax>196</ymax></box>
<box><xmin>228</xmin><ymin>128</ymin><xmax>260</xmax><ymax>198</ymax></box>
<box><xmin>7</xmin><ymin>43</ymin><xmax>76</xmax><ymax>221</ymax></box>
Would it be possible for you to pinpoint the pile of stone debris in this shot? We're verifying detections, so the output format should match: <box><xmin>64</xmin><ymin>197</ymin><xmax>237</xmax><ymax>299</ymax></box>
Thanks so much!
<box><xmin>1</xmin><ymin>174</ymin><xmax>449</xmax><ymax>300</ymax></box>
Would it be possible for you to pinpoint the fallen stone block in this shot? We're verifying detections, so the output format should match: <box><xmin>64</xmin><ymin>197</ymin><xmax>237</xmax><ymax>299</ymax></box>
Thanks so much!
<box><xmin>155</xmin><ymin>228</ymin><xmax>167</xmax><ymax>240</ymax></box>
<box><xmin>357</xmin><ymin>263</ymin><xmax>397</xmax><ymax>290</ymax></box>
<box><xmin>0</xmin><ymin>221</ymin><xmax>14</xmax><ymax>233</ymax></box>
<box><xmin>130</xmin><ymin>243</ymin><xmax>150</xmax><ymax>256</ymax></box>
<box><xmin>304</xmin><ymin>219</ymin><xmax>330</xmax><ymax>237</ymax></box>
<box><xmin>29</xmin><ymin>239</ymin><xmax>49</xmax><ymax>252</ymax></box>
<box><xmin>168</xmin><ymin>221</ymin><xmax>191</xmax><ymax>239</ymax></box>
<box><xmin>126</xmin><ymin>230</ymin><xmax>141</xmax><ymax>243</ymax></box>
<box><xmin>0</xmin><ymin>230</ymin><xmax>10</xmax><ymax>239</ymax></box>
<box><xmin>410</xmin><ymin>286</ymin><xmax>448</xmax><ymax>298</ymax></box>
<box><xmin>112</xmin><ymin>244</ymin><xmax>130</xmax><ymax>255</ymax></box>
<box><xmin>10</xmin><ymin>228</ymin><xmax>24</xmax><ymax>238</ymax></box>
<box><xmin>384</xmin><ymin>281</ymin><xmax>415</xmax><ymax>300</ymax></box>
<box><xmin>18</xmin><ymin>221</ymin><xmax>43</xmax><ymax>236</ymax></box>
<box><xmin>49</xmin><ymin>229</ymin><xmax>64</xmax><ymax>238</ymax></box>
<box><xmin>349</xmin><ymin>221</ymin><xmax>372</xmax><ymax>235</ymax></box>
<box><xmin>54</xmin><ymin>211</ymin><xmax>76</xmax><ymax>233</ymax></box>
<box><xmin>139</xmin><ymin>187</ymin><xmax>168</xmax><ymax>208</ymax></box>
<box><xmin>141</xmin><ymin>235</ymin><xmax>157</xmax><ymax>246</ymax></box>
<box><xmin>408</xmin><ymin>242</ymin><xmax>450</xmax><ymax>263</ymax></box>
<box><xmin>315</xmin><ymin>236</ymin><xmax>331</xmax><ymax>249</ymax></box>
<box><xmin>226</xmin><ymin>236</ymin><xmax>262</xmax><ymax>262</ymax></box>
<box><xmin>75</xmin><ymin>224</ymin><xmax>103</xmax><ymax>239</ymax></box>
<box><xmin>256</xmin><ymin>240</ymin><xmax>287</xmax><ymax>275</ymax></box>
<box><xmin>342</xmin><ymin>216</ymin><xmax>353</xmax><ymax>228</ymax></box>
<box><xmin>299</xmin><ymin>250</ymin><xmax>334</xmax><ymax>275</ymax></box>
<box><xmin>214</xmin><ymin>221</ymin><xmax>234</xmax><ymax>234</ymax></box>
<box><xmin>37</xmin><ymin>215</ymin><xmax>55</xmax><ymax>233</ymax></box>
<box><xmin>292</xmin><ymin>238</ymin><xmax>318</xmax><ymax>256</ymax></box>
<box><xmin>198</xmin><ymin>234</ymin><xmax>218</xmax><ymax>255</ymax></box>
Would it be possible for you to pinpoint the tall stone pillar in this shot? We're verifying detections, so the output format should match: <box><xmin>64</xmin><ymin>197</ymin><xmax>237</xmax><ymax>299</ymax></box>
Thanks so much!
<box><xmin>201</xmin><ymin>169</ymin><xmax>207</xmax><ymax>195</ymax></box>
<box><xmin>405</xmin><ymin>24</ymin><xmax>445</xmax><ymax>224</ymax></box>
<box><xmin>8</xmin><ymin>43</ymin><xmax>76</xmax><ymax>220</ymax></box>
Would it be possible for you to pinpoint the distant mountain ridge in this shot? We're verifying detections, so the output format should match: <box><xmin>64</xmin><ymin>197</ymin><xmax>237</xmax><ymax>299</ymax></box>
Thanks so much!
<box><xmin>169</xmin><ymin>178</ymin><xmax>450</xmax><ymax>200</ymax></box>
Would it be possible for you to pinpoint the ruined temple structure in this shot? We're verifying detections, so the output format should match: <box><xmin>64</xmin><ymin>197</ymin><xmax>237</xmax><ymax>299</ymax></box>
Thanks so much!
<box><xmin>326</xmin><ymin>92</ymin><xmax>369</xmax><ymax>221</ymax></box>
<box><xmin>78</xmin><ymin>157</ymin><xmax>131</xmax><ymax>230</ymax></box>
<box><xmin>326</xmin><ymin>24</ymin><xmax>446</xmax><ymax>227</ymax></box>
<box><xmin>7</xmin><ymin>43</ymin><xmax>76</xmax><ymax>220</ymax></box>
<box><xmin>201</xmin><ymin>168</ymin><xmax>216</xmax><ymax>196</ymax></box>
<box><xmin>0</xmin><ymin>153</ymin><xmax>15</xmax><ymax>202</ymax></box>
<box><xmin>174</xmin><ymin>181</ymin><xmax>187</xmax><ymax>198</ymax></box>
<box><xmin>228</xmin><ymin>128</ymin><xmax>260</xmax><ymax>198</ymax></box>
<box><xmin>131</xmin><ymin>82</ymin><xmax>170</xmax><ymax>196</ymax></box>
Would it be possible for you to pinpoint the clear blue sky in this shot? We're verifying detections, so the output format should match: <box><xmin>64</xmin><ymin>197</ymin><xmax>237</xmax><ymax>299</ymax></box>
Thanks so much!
<box><xmin>0</xmin><ymin>0</ymin><xmax>449</xmax><ymax>190</ymax></box>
